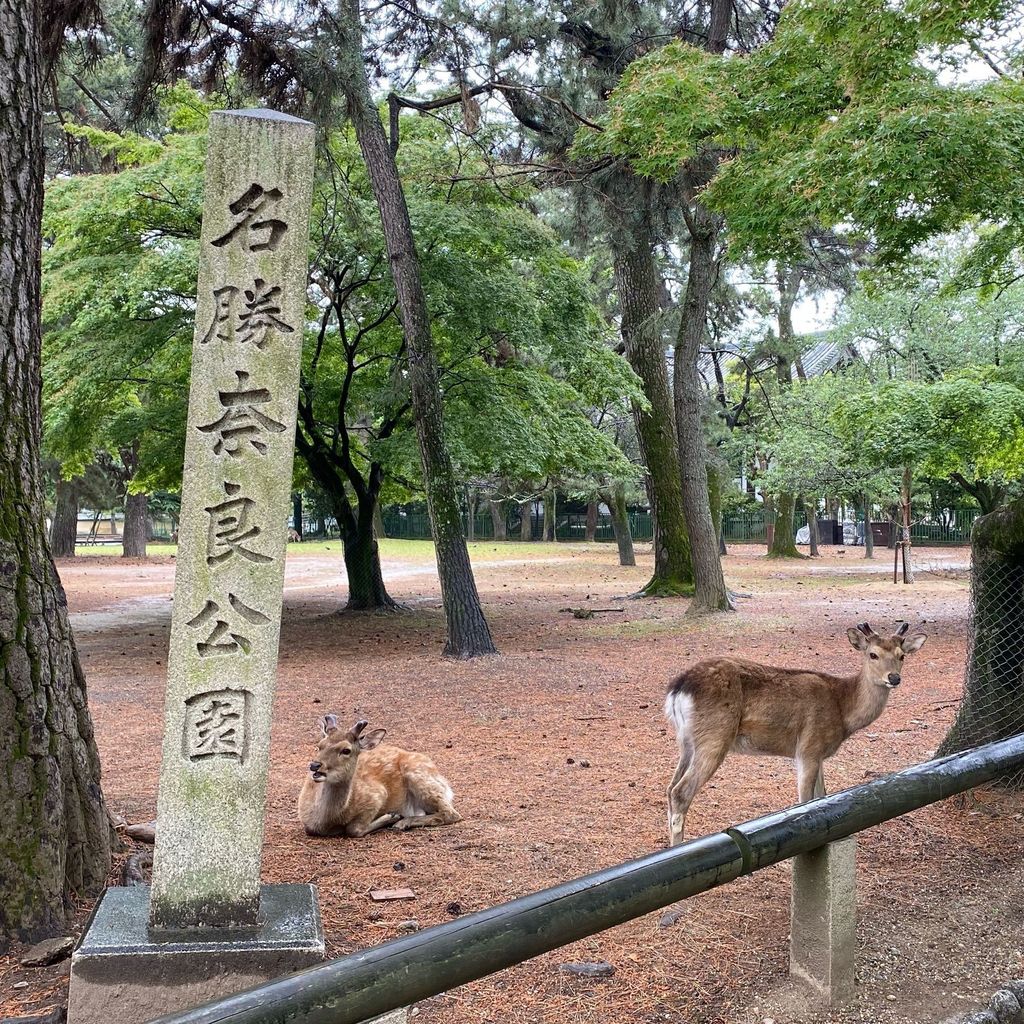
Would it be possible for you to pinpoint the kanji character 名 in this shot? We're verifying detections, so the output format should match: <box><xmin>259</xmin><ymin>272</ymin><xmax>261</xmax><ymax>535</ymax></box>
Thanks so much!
<box><xmin>211</xmin><ymin>183</ymin><xmax>288</xmax><ymax>252</ymax></box>
<box><xmin>204</xmin><ymin>482</ymin><xmax>273</xmax><ymax>567</ymax></box>
<box><xmin>184</xmin><ymin>688</ymin><xmax>252</xmax><ymax>761</ymax></box>
<box><xmin>197</xmin><ymin>370</ymin><xmax>286</xmax><ymax>456</ymax></box>
<box><xmin>200</xmin><ymin>279</ymin><xmax>295</xmax><ymax>349</ymax></box>
<box><xmin>186</xmin><ymin>592</ymin><xmax>270</xmax><ymax>658</ymax></box>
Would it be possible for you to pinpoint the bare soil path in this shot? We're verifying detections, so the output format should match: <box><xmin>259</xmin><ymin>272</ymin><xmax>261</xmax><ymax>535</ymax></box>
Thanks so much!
<box><xmin>2</xmin><ymin>542</ymin><xmax>1020</xmax><ymax>1024</ymax></box>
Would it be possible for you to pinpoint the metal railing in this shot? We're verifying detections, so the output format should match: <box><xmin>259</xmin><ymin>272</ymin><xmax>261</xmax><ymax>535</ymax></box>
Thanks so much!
<box><xmin>366</xmin><ymin>508</ymin><xmax>981</xmax><ymax>546</ymax></box>
<box><xmin>152</xmin><ymin>733</ymin><xmax>1024</xmax><ymax>1024</ymax></box>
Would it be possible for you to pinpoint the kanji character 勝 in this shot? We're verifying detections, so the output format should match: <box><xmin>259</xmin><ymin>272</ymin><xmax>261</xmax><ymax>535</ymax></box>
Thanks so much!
<box><xmin>200</xmin><ymin>279</ymin><xmax>295</xmax><ymax>350</ymax></box>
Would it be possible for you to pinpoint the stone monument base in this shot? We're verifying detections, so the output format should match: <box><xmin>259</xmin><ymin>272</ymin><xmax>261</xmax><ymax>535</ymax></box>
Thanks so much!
<box><xmin>68</xmin><ymin>883</ymin><xmax>325</xmax><ymax>1024</ymax></box>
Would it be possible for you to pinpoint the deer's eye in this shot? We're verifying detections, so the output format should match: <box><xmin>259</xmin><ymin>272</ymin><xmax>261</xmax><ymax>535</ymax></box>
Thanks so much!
<box><xmin>340</xmin><ymin>748</ymin><xmax>351</xmax><ymax>755</ymax></box>
<box><xmin>869</xmin><ymin>653</ymin><xmax>879</xmax><ymax>660</ymax></box>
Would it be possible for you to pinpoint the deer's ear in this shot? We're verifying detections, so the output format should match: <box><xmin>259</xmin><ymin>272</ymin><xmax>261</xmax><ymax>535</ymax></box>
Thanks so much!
<box><xmin>320</xmin><ymin>714</ymin><xmax>339</xmax><ymax>737</ymax></box>
<box><xmin>358</xmin><ymin>728</ymin><xmax>387</xmax><ymax>750</ymax></box>
<box><xmin>847</xmin><ymin>627</ymin><xmax>870</xmax><ymax>651</ymax></box>
<box><xmin>901</xmin><ymin>631</ymin><xmax>927</xmax><ymax>654</ymax></box>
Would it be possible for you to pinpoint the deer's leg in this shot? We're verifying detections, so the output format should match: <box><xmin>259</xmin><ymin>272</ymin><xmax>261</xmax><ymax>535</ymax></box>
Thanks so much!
<box><xmin>393</xmin><ymin>808</ymin><xmax>462</xmax><ymax>831</ymax></box>
<box><xmin>667</xmin><ymin>736</ymin><xmax>730</xmax><ymax>847</ymax></box>
<box><xmin>344</xmin><ymin>812</ymin><xmax>402</xmax><ymax>838</ymax></box>
<box><xmin>666</xmin><ymin>741</ymin><xmax>694</xmax><ymax>838</ymax></box>
<box><xmin>795</xmin><ymin>755</ymin><xmax>825</xmax><ymax>803</ymax></box>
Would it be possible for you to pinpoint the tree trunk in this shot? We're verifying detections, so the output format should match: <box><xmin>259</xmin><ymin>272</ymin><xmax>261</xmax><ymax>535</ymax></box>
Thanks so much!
<box><xmin>0</xmin><ymin>0</ymin><xmax>111</xmax><ymax>948</ymax></box>
<box><xmin>937</xmin><ymin>498</ymin><xmax>1024</xmax><ymax>783</ymax></box>
<box><xmin>519</xmin><ymin>501</ymin><xmax>532</xmax><ymax>541</ymax></box>
<box><xmin>769</xmin><ymin>492</ymin><xmax>804</xmax><ymax>558</ymax></box>
<box><xmin>50</xmin><ymin>477</ymin><xmax>78</xmax><ymax>558</ymax></box>
<box><xmin>805</xmin><ymin>498</ymin><xmax>821</xmax><ymax>557</ymax></box>
<box><xmin>610</xmin><ymin>194</ymin><xmax>693</xmax><ymax>596</ymax></box>
<box><xmin>901</xmin><ymin>465</ymin><xmax>914</xmax><ymax>584</ymax></box>
<box><xmin>674</xmin><ymin>200</ymin><xmax>731</xmax><ymax>612</ymax></box>
<box><xmin>707</xmin><ymin>465</ymin><xmax>726</xmax><ymax>556</ymax></box>
<box><xmin>372</xmin><ymin>501</ymin><xmax>385</xmax><ymax>539</ymax></box>
<box><xmin>603</xmin><ymin>487</ymin><xmax>636</xmax><ymax>567</ymax></box>
<box><xmin>121</xmin><ymin>491</ymin><xmax>148</xmax><ymax>558</ymax></box>
<box><xmin>488</xmin><ymin>500</ymin><xmax>507</xmax><ymax>541</ymax></box>
<box><xmin>542</xmin><ymin>489</ymin><xmax>554</xmax><ymax>542</ymax></box>
<box><xmin>293</xmin><ymin>492</ymin><xmax>304</xmax><ymax>539</ymax></box>
<box><xmin>585</xmin><ymin>499</ymin><xmax>598</xmax><ymax>543</ymax></box>
<box><xmin>342</xmin><ymin>513</ymin><xmax>400</xmax><ymax>611</ymax></box>
<box><xmin>465</xmin><ymin>486</ymin><xmax>476</xmax><ymax>542</ymax></box>
<box><xmin>336</xmin><ymin>0</ymin><xmax>494</xmax><ymax>657</ymax></box>
<box><xmin>863</xmin><ymin>495</ymin><xmax>874</xmax><ymax>559</ymax></box>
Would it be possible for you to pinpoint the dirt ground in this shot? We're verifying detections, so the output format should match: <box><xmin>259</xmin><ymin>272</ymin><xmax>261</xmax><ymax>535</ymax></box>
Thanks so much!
<box><xmin>2</xmin><ymin>541</ymin><xmax>1022</xmax><ymax>1024</ymax></box>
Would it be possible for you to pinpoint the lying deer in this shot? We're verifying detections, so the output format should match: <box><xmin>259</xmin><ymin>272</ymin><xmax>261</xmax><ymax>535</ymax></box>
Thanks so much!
<box><xmin>297</xmin><ymin>717</ymin><xmax>462</xmax><ymax>838</ymax></box>
<box><xmin>664</xmin><ymin>621</ymin><xmax>927</xmax><ymax>845</ymax></box>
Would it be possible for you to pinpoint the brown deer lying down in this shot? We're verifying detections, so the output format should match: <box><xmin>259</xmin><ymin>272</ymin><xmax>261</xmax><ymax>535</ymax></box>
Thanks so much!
<box><xmin>664</xmin><ymin>622</ymin><xmax>927</xmax><ymax>845</ymax></box>
<box><xmin>297</xmin><ymin>717</ymin><xmax>462</xmax><ymax>838</ymax></box>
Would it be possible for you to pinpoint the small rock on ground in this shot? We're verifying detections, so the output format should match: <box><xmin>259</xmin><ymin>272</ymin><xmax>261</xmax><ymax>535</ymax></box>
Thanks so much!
<box><xmin>124</xmin><ymin>821</ymin><xmax>156</xmax><ymax>843</ymax></box>
<box><xmin>989</xmin><ymin>989</ymin><xmax>1023</xmax><ymax>1024</ymax></box>
<box><xmin>20</xmin><ymin>936</ymin><xmax>75</xmax><ymax>967</ymax></box>
<box><xmin>659</xmin><ymin>907</ymin><xmax>686</xmax><ymax>928</ymax></box>
<box><xmin>558</xmin><ymin>961</ymin><xmax>615</xmax><ymax>979</ymax></box>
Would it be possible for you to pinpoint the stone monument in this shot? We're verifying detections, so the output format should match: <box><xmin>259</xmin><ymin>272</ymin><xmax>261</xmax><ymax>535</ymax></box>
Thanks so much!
<box><xmin>68</xmin><ymin>108</ymin><xmax>324</xmax><ymax>1024</ymax></box>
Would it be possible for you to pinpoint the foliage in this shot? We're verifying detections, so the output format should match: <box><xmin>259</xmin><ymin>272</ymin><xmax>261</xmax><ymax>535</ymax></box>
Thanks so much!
<box><xmin>583</xmin><ymin>0</ymin><xmax>1024</xmax><ymax>271</ymax></box>
<box><xmin>41</xmin><ymin>91</ymin><xmax>641</xmax><ymax>506</ymax></box>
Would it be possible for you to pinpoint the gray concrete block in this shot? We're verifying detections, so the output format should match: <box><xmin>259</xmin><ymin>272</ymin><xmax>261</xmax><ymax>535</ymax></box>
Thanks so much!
<box><xmin>68</xmin><ymin>884</ymin><xmax>324</xmax><ymax>1024</ymax></box>
<box><xmin>789</xmin><ymin>836</ymin><xmax>856</xmax><ymax>1006</ymax></box>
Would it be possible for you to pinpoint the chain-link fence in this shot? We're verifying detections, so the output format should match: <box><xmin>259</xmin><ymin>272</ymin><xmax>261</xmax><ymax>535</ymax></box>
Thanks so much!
<box><xmin>938</xmin><ymin>502</ymin><xmax>1024</xmax><ymax>788</ymax></box>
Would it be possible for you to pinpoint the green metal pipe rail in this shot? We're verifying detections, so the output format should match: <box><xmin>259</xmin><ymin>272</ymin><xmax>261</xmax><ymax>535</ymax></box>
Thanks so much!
<box><xmin>152</xmin><ymin>734</ymin><xmax>1024</xmax><ymax>1024</ymax></box>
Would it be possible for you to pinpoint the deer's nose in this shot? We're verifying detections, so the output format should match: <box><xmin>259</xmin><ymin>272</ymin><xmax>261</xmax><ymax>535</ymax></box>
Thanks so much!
<box><xmin>309</xmin><ymin>761</ymin><xmax>322</xmax><ymax>772</ymax></box>
<box><xmin>887</xmin><ymin>673</ymin><xmax>901</xmax><ymax>687</ymax></box>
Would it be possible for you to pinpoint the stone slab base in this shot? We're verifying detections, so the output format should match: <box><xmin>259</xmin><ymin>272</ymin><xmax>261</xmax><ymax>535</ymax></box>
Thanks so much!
<box><xmin>68</xmin><ymin>883</ymin><xmax>325</xmax><ymax>1024</ymax></box>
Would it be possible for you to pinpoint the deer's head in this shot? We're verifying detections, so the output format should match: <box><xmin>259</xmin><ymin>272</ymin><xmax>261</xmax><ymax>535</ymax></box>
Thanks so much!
<box><xmin>308</xmin><ymin>716</ymin><xmax>386</xmax><ymax>784</ymax></box>
<box><xmin>847</xmin><ymin>621</ymin><xmax>927</xmax><ymax>689</ymax></box>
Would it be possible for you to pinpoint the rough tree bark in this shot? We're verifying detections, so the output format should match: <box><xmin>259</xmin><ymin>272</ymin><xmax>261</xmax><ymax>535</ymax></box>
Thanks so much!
<box><xmin>707</xmin><ymin>465</ymin><xmax>726</xmax><ymax>556</ymax></box>
<box><xmin>488</xmin><ymin>500</ymin><xmax>507</xmax><ymax>541</ymax></box>
<box><xmin>465</xmin><ymin>486</ymin><xmax>476</xmax><ymax>542</ymax></box>
<box><xmin>336</xmin><ymin>0</ymin><xmax>495</xmax><ymax>656</ymax></box>
<box><xmin>519</xmin><ymin>501</ymin><xmax>532</xmax><ymax>541</ymax></box>
<box><xmin>585</xmin><ymin>499</ymin><xmax>598</xmax><ymax>543</ymax></box>
<box><xmin>937</xmin><ymin>498</ymin><xmax>1024</xmax><ymax>782</ymax></box>
<box><xmin>804</xmin><ymin>498</ymin><xmax>820</xmax><ymax>557</ymax></box>
<box><xmin>611</xmin><ymin>193</ymin><xmax>693</xmax><ymax>596</ymax></box>
<box><xmin>50</xmin><ymin>476</ymin><xmax>78</xmax><ymax>558</ymax></box>
<box><xmin>673</xmin><ymin>196</ymin><xmax>732</xmax><ymax>612</ymax></box>
<box><xmin>542</xmin><ymin>489</ymin><xmax>556</xmax><ymax>542</ymax></box>
<box><xmin>122</xmin><ymin>491</ymin><xmax>148</xmax><ymax>558</ymax></box>
<box><xmin>768</xmin><ymin>269</ymin><xmax>805</xmax><ymax>559</ymax></box>
<box><xmin>900</xmin><ymin>465</ymin><xmax>915</xmax><ymax>584</ymax></box>
<box><xmin>863</xmin><ymin>495</ymin><xmax>874</xmax><ymax>559</ymax></box>
<box><xmin>602</xmin><ymin>486</ymin><xmax>636</xmax><ymax>567</ymax></box>
<box><xmin>0</xmin><ymin>0</ymin><xmax>111</xmax><ymax>948</ymax></box>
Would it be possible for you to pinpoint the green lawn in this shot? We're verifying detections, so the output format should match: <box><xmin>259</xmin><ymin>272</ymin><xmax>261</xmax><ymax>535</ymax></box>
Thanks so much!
<box><xmin>69</xmin><ymin>537</ymin><xmax>601</xmax><ymax>562</ymax></box>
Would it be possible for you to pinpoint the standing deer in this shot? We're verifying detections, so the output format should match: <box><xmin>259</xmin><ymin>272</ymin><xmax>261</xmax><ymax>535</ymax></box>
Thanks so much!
<box><xmin>664</xmin><ymin>622</ymin><xmax>927</xmax><ymax>845</ymax></box>
<box><xmin>298</xmin><ymin>717</ymin><xmax>462</xmax><ymax>838</ymax></box>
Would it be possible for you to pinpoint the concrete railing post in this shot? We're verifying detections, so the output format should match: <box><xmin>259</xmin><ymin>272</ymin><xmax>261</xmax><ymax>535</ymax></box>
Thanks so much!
<box><xmin>789</xmin><ymin>836</ymin><xmax>857</xmax><ymax>1004</ymax></box>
